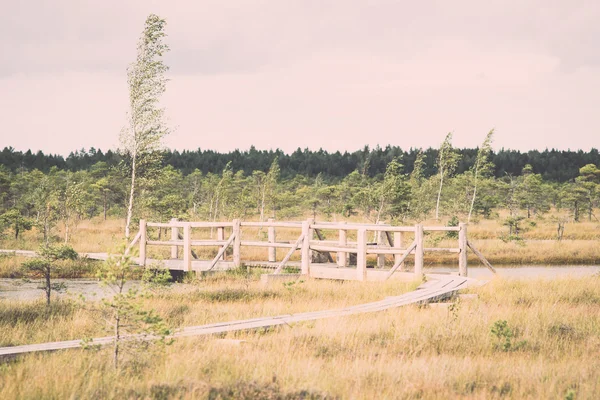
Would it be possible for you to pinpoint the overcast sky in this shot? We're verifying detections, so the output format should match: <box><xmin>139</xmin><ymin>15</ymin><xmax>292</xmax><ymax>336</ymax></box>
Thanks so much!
<box><xmin>1</xmin><ymin>0</ymin><xmax>598</xmax><ymax>156</ymax></box>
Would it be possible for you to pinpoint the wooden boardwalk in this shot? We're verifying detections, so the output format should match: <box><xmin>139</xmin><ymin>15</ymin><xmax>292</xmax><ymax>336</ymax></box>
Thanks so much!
<box><xmin>0</xmin><ymin>274</ymin><xmax>475</xmax><ymax>357</ymax></box>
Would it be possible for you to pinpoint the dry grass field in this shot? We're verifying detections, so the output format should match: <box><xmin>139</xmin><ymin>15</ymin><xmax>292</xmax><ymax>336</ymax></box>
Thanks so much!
<box><xmin>0</xmin><ymin>214</ymin><xmax>598</xmax><ymax>398</ymax></box>
<box><xmin>0</xmin><ymin>272</ymin><xmax>599</xmax><ymax>399</ymax></box>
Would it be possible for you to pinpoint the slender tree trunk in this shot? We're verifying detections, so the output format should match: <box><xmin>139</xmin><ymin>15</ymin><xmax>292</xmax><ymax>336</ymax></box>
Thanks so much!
<box><xmin>125</xmin><ymin>152</ymin><xmax>137</xmax><ymax>240</ymax></box>
<box><xmin>468</xmin><ymin>185</ymin><xmax>477</xmax><ymax>223</ymax></box>
<box><xmin>114</xmin><ymin>313</ymin><xmax>120</xmax><ymax>369</ymax></box>
<box><xmin>45</xmin><ymin>269</ymin><xmax>51</xmax><ymax>306</ymax></box>
<box><xmin>43</xmin><ymin>212</ymin><xmax>49</xmax><ymax>246</ymax></box>
<box><xmin>435</xmin><ymin>171</ymin><xmax>444</xmax><ymax>220</ymax></box>
<box><xmin>14</xmin><ymin>224</ymin><xmax>19</xmax><ymax>240</ymax></box>
<box><xmin>468</xmin><ymin>167</ymin><xmax>479</xmax><ymax>223</ymax></box>
<box><xmin>260</xmin><ymin>186</ymin><xmax>266</xmax><ymax>223</ymax></box>
<box><xmin>103</xmin><ymin>192</ymin><xmax>107</xmax><ymax>221</ymax></box>
<box><xmin>376</xmin><ymin>197</ymin><xmax>384</xmax><ymax>224</ymax></box>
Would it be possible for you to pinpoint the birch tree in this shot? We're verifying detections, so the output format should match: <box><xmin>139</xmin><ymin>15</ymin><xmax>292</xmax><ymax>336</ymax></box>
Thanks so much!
<box><xmin>435</xmin><ymin>133</ymin><xmax>461</xmax><ymax>220</ymax></box>
<box><xmin>468</xmin><ymin>129</ymin><xmax>494</xmax><ymax>222</ymax></box>
<box><xmin>121</xmin><ymin>14</ymin><xmax>170</xmax><ymax>239</ymax></box>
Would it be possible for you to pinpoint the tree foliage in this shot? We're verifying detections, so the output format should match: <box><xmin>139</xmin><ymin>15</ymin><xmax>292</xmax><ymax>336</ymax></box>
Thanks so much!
<box><xmin>21</xmin><ymin>244</ymin><xmax>78</xmax><ymax>305</ymax></box>
<box><xmin>121</xmin><ymin>14</ymin><xmax>170</xmax><ymax>239</ymax></box>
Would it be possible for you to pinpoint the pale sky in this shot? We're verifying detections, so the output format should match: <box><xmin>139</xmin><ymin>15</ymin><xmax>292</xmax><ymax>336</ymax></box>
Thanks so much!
<box><xmin>1</xmin><ymin>0</ymin><xmax>599</xmax><ymax>156</ymax></box>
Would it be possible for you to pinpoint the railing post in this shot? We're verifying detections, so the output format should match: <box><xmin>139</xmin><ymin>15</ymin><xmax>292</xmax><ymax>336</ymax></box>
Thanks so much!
<box><xmin>268</xmin><ymin>218</ymin><xmax>276</xmax><ymax>262</ymax></box>
<box><xmin>139</xmin><ymin>219</ymin><xmax>147</xmax><ymax>267</ymax></box>
<box><xmin>217</xmin><ymin>225</ymin><xmax>225</xmax><ymax>261</ymax></box>
<box><xmin>357</xmin><ymin>227</ymin><xmax>367</xmax><ymax>281</ymax></box>
<box><xmin>233</xmin><ymin>219</ymin><xmax>241</xmax><ymax>267</ymax></box>
<box><xmin>183</xmin><ymin>222</ymin><xmax>191</xmax><ymax>272</ymax></box>
<box><xmin>393</xmin><ymin>231</ymin><xmax>403</xmax><ymax>271</ymax></box>
<box><xmin>414</xmin><ymin>224</ymin><xmax>424</xmax><ymax>278</ymax></box>
<box><xmin>307</xmin><ymin>218</ymin><xmax>314</xmax><ymax>263</ymax></box>
<box><xmin>337</xmin><ymin>222</ymin><xmax>347</xmax><ymax>267</ymax></box>
<box><xmin>459</xmin><ymin>223</ymin><xmax>468</xmax><ymax>277</ymax></box>
<box><xmin>170</xmin><ymin>218</ymin><xmax>179</xmax><ymax>259</ymax></box>
<box><xmin>301</xmin><ymin>220</ymin><xmax>310</xmax><ymax>275</ymax></box>
<box><xmin>377</xmin><ymin>221</ymin><xmax>385</xmax><ymax>268</ymax></box>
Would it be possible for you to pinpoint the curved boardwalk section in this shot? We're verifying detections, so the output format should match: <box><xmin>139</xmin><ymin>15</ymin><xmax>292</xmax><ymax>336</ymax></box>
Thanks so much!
<box><xmin>0</xmin><ymin>274</ymin><xmax>473</xmax><ymax>357</ymax></box>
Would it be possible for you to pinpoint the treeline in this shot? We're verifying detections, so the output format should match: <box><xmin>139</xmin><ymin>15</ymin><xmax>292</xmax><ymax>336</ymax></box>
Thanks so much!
<box><xmin>2</xmin><ymin>146</ymin><xmax>600</xmax><ymax>182</ymax></box>
<box><xmin>1</xmin><ymin>135</ymin><xmax>599</xmax><ymax>244</ymax></box>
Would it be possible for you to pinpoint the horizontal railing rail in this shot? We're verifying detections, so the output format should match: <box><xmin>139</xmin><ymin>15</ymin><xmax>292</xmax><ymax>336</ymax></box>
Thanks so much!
<box><xmin>136</xmin><ymin>217</ymin><xmax>495</xmax><ymax>280</ymax></box>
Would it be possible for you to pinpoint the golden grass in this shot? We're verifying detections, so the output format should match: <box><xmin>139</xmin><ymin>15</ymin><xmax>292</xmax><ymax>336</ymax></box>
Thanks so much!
<box><xmin>1</xmin><ymin>274</ymin><xmax>599</xmax><ymax>399</ymax></box>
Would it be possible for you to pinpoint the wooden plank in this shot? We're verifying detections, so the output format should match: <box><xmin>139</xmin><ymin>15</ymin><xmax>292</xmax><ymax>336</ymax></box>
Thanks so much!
<box><xmin>273</xmin><ymin>234</ymin><xmax>305</xmax><ymax>274</ymax></box>
<box><xmin>467</xmin><ymin>240</ymin><xmax>497</xmax><ymax>274</ymax></box>
<box><xmin>148</xmin><ymin>222</ymin><xmax>234</xmax><ymax>229</ymax></box>
<box><xmin>125</xmin><ymin>230</ymin><xmax>142</xmax><ymax>256</ymax></box>
<box><xmin>0</xmin><ymin>275</ymin><xmax>469</xmax><ymax>357</ymax></box>
<box><xmin>147</xmin><ymin>222</ymin><xmax>182</xmax><ymax>228</ymax></box>
<box><xmin>414</xmin><ymin>224</ymin><xmax>424</xmax><ymax>278</ymax></box>
<box><xmin>310</xmin><ymin>244</ymin><xmax>358</xmax><ymax>253</ymax></box>
<box><xmin>183</xmin><ymin>223</ymin><xmax>191</xmax><ymax>272</ymax></box>
<box><xmin>206</xmin><ymin>233</ymin><xmax>236</xmax><ymax>271</ymax></box>
<box><xmin>189</xmin><ymin>222</ymin><xmax>234</xmax><ymax>228</ymax></box>
<box><xmin>423</xmin><ymin>226</ymin><xmax>460</xmax><ymax>232</ymax></box>
<box><xmin>301</xmin><ymin>221</ymin><xmax>310</xmax><ymax>275</ymax></box>
<box><xmin>241</xmin><ymin>241</ymin><xmax>295</xmax><ymax>248</ymax></box>
<box><xmin>139</xmin><ymin>219</ymin><xmax>147</xmax><ymax>266</ymax></box>
<box><xmin>233</xmin><ymin>219</ymin><xmax>241</xmax><ymax>267</ymax></box>
<box><xmin>190</xmin><ymin>240</ymin><xmax>228</xmax><ymax>246</ymax></box>
<box><xmin>356</xmin><ymin>228</ymin><xmax>367</xmax><ymax>281</ymax></box>
<box><xmin>385</xmin><ymin>241</ymin><xmax>417</xmax><ymax>280</ymax></box>
<box><xmin>366</xmin><ymin>248</ymin><xmax>403</xmax><ymax>255</ymax></box>
<box><xmin>241</xmin><ymin>222</ymin><xmax>302</xmax><ymax>228</ymax></box>
<box><xmin>268</xmin><ymin>219</ymin><xmax>276</xmax><ymax>262</ymax></box>
<box><xmin>307</xmin><ymin>218</ymin><xmax>314</xmax><ymax>265</ymax></box>
<box><xmin>170</xmin><ymin>218</ymin><xmax>179</xmax><ymax>259</ymax></box>
<box><xmin>310</xmin><ymin>222</ymin><xmax>390</xmax><ymax>228</ymax></box>
<box><xmin>310</xmin><ymin>223</ymin><xmax>413</xmax><ymax>232</ymax></box>
<box><xmin>377</xmin><ymin>222</ymin><xmax>385</xmax><ymax>268</ymax></box>
<box><xmin>338</xmin><ymin>223</ymin><xmax>347</xmax><ymax>267</ymax></box>
<box><xmin>423</xmin><ymin>248</ymin><xmax>460</xmax><ymax>253</ymax></box>
<box><xmin>218</xmin><ymin>226</ymin><xmax>225</xmax><ymax>261</ymax></box>
<box><xmin>147</xmin><ymin>240</ymin><xmax>184</xmax><ymax>246</ymax></box>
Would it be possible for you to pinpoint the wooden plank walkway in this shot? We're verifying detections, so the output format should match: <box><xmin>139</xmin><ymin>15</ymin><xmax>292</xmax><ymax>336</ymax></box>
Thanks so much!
<box><xmin>0</xmin><ymin>274</ymin><xmax>475</xmax><ymax>357</ymax></box>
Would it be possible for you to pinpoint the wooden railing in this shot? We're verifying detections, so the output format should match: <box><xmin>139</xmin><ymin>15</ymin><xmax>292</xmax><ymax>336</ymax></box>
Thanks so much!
<box><xmin>136</xmin><ymin>218</ymin><xmax>495</xmax><ymax>280</ymax></box>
